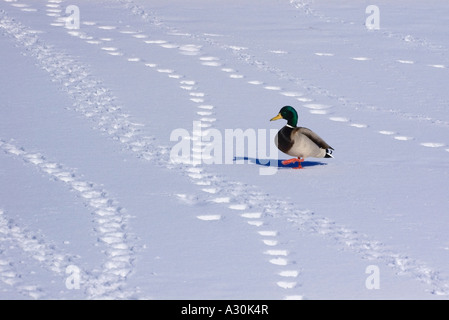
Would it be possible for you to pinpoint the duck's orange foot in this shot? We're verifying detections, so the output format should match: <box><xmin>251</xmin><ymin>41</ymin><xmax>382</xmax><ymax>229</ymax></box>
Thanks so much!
<box><xmin>281</xmin><ymin>157</ymin><xmax>304</xmax><ymax>169</ymax></box>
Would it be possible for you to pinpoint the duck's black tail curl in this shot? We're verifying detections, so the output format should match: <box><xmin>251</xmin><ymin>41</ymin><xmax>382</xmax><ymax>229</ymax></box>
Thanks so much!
<box><xmin>325</xmin><ymin>149</ymin><xmax>334</xmax><ymax>158</ymax></box>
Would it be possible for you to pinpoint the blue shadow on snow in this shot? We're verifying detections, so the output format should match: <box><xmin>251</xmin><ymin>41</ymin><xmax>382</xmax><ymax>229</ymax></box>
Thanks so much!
<box><xmin>233</xmin><ymin>157</ymin><xmax>327</xmax><ymax>169</ymax></box>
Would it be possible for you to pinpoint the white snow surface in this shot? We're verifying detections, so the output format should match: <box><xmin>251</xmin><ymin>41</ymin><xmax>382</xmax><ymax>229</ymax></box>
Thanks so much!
<box><xmin>1</xmin><ymin>0</ymin><xmax>449</xmax><ymax>300</ymax></box>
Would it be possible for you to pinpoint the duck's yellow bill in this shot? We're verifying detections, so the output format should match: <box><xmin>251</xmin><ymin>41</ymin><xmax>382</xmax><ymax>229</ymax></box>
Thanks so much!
<box><xmin>270</xmin><ymin>113</ymin><xmax>283</xmax><ymax>121</ymax></box>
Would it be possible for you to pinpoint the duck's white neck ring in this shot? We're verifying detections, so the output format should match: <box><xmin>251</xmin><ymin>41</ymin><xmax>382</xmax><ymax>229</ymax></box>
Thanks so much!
<box><xmin>285</xmin><ymin>124</ymin><xmax>295</xmax><ymax>128</ymax></box>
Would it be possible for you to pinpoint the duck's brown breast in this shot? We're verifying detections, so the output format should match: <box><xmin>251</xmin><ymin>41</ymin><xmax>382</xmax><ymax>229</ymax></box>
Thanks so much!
<box><xmin>275</xmin><ymin>126</ymin><xmax>294</xmax><ymax>154</ymax></box>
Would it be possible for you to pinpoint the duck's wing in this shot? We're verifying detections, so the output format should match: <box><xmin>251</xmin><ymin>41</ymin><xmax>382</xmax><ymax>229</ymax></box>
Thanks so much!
<box><xmin>296</xmin><ymin>127</ymin><xmax>333</xmax><ymax>150</ymax></box>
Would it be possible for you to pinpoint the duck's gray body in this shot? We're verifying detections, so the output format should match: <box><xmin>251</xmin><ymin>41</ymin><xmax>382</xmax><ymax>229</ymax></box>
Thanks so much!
<box><xmin>275</xmin><ymin>125</ymin><xmax>333</xmax><ymax>159</ymax></box>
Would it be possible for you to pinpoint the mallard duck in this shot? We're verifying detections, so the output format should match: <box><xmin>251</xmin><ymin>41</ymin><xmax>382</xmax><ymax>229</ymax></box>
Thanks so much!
<box><xmin>270</xmin><ymin>106</ymin><xmax>333</xmax><ymax>169</ymax></box>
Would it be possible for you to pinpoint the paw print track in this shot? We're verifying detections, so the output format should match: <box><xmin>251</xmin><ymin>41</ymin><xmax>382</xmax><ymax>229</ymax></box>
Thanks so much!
<box><xmin>0</xmin><ymin>209</ymin><xmax>50</xmax><ymax>299</ymax></box>
<box><xmin>420</xmin><ymin>142</ymin><xmax>445</xmax><ymax>148</ymax></box>
<box><xmin>0</xmin><ymin>140</ymin><xmax>138</xmax><ymax>299</ymax></box>
<box><xmin>239</xmin><ymin>211</ymin><xmax>303</xmax><ymax>299</ymax></box>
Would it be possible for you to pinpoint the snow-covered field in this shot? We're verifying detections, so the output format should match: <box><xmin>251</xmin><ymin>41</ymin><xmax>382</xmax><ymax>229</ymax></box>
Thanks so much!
<box><xmin>1</xmin><ymin>0</ymin><xmax>449</xmax><ymax>300</ymax></box>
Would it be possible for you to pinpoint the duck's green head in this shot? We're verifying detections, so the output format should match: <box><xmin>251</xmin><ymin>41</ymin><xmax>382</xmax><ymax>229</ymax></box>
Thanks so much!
<box><xmin>270</xmin><ymin>106</ymin><xmax>298</xmax><ymax>127</ymax></box>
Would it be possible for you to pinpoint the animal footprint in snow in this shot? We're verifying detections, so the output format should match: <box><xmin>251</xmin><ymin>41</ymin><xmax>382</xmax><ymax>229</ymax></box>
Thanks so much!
<box><xmin>108</xmin><ymin>51</ymin><xmax>123</xmax><ymax>56</ymax></box>
<box><xmin>175</xmin><ymin>193</ymin><xmax>201</xmax><ymax>205</ymax></box>
<box><xmin>379</xmin><ymin>130</ymin><xmax>396</xmax><ymax>135</ymax></box>
<box><xmin>180</xmin><ymin>80</ymin><xmax>196</xmax><ymax>85</ymax></box>
<box><xmin>228</xmin><ymin>46</ymin><xmax>248</xmax><ymax>51</ymax></box>
<box><xmin>270</xmin><ymin>257</ymin><xmax>288</xmax><ymax>266</ymax></box>
<box><xmin>280</xmin><ymin>91</ymin><xmax>303</xmax><ymax>97</ymax></box>
<box><xmin>279</xmin><ymin>270</ymin><xmax>299</xmax><ymax>277</ymax></box>
<box><xmin>394</xmin><ymin>135</ymin><xmax>414</xmax><ymax>141</ymax></box>
<box><xmin>240</xmin><ymin>212</ymin><xmax>264</xmax><ymax>226</ymax></box>
<box><xmin>247</xmin><ymin>221</ymin><xmax>263</xmax><ymax>227</ymax></box>
<box><xmin>315</xmin><ymin>52</ymin><xmax>334</xmax><ymax>57</ymax></box>
<box><xmin>420</xmin><ymin>142</ymin><xmax>445</xmax><ymax>148</ymax></box>
<box><xmin>197</xmin><ymin>105</ymin><xmax>214</xmax><ymax>110</ymax></box>
<box><xmin>248</xmin><ymin>80</ymin><xmax>263</xmax><ymax>85</ymax></box>
<box><xmin>229</xmin><ymin>204</ymin><xmax>247</xmax><ymax>210</ymax></box>
<box><xmin>179</xmin><ymin>44</ymin><xmax>202</xmax><ymax>56</ymax></box>
<box><xmin>101</xmin><ymin>47</ymin><xmax>118</xmax><ymax>52</ymax></box>
<box><xmin>329</xmin><ymin>116</ymin><xmax>350</xmax><ymax>123</ymax></box>
<box><xmin>240</xmin><ymin>212</ymin><xmax>262</xmax><ymax>219</ymax></box>
<box><xmin>200</xmin><ymin>57</ymin><xmax>219</xmax><ymax>61</ymax></box>
<box><xmin>303</xmin><ymin>103</ymin><xmax>331</xmax><ymax>115</ymax></box>
<box><xmin>265</xmin><ymin>249</ymin><xmax>288</xmax><ymax>256</ymax></box>
<box><xmin>157</xmin><ymin>68</ymin><xmax>174</xmax><ymax>74</ymax></box>
<box><xmin>202</xmin><ymin>187</ymin><xmax>218</xmax><ymax>194</ymax></box>
<box><xmin>11</xmin><ymin>3</ymin><xmax>28</xmax><ymax>8</ymax></box>
<box><xmin>277</xmin><ymin>278</ymin><xmax>297</xmax><ymax>289</ymax></box>
<box><xmin>98</xmin><ymin>25</ymin><xmax>116</xmax><ymax>30</ymax></box>
<box><xmin>144</xmin><ymin>40</ymin><xmax>167</xmax><ymax>44</ymax></box>
<box><xmin>160</xmin><ymin>43</ymin><xmax>179</xmax><ymax>49</ymax></box>
<box><xmin>86</xmin><ymin>39</ymin><xmax>102</xmax><ymax>45</ymax></box>
<box><xmin>186</xmin><ymin>167</ymin><xmax>204</xmax><ymax>179</ymax></box>
<box><xmin>396</xmin><ymin>60</ymin><xmax>414</xmax><ymax>64</ymax></box>
<box><xmin>197</xmin><ymin>215</ymin><xmax>221</xmax><ymax>221</ymax></box>
<box><xmin>350</xmin><ymin>123</ymin><xmax>368</xmax><ymax>128</ymax></box>
<box><xmin>264</xmin><ymin>86</ymin><xmax>282</xmax><ymax>91</ymax></box>
<box><xmin>210</xmin><ymin>197</ymin><xmax>231</xmax><ymax>204</ymax></box>
<box><xmin>428</xmin><ymin>64</ymin><xmax>446</xmax><ymax>69</ymax></box>
<box><xmin>270</xmin><ymin>50</ymin><xmax>288</xmax><ymax>54</ymax></box>
<box><xmin>200</xmin><ymin>117</ymin><xmax>216</xmax><ymax>123</ymax></box>
<box><xmin>262</xmin><ymin>239</ymin><xmax>278</xmax><ymax>246</ymax></box>
<box><xmin>23</xmin><ymin>7</ymin><xmax>38</xmax><ymax>12</ymax></box>
<box><xmin>190</xmin><ymin>92</ymin><xmax>205</xmax><ymax>97</ymax></box>
<box><xmin>258</xmin><ymin>230</ymin><xmax>278</xmax><ymax>237</ymax></box>
<box><xmin>351</xmin><ymin>57</ymin><xmax>371</xmax><ymax>61</ymax></box>
<box><xmin>197</xmin><ymin>111</ymin><xmax>213</xmax><ymax>116</ymax></box>
<box><xmin>132</xmin><ymin>34</ymin><xmax>148</xmax><ymax>39</ymax></box>
<box><xmin>200</xmin><ymin>57</ymin><xmax>221</xmax><ymax>67</ymax></box>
